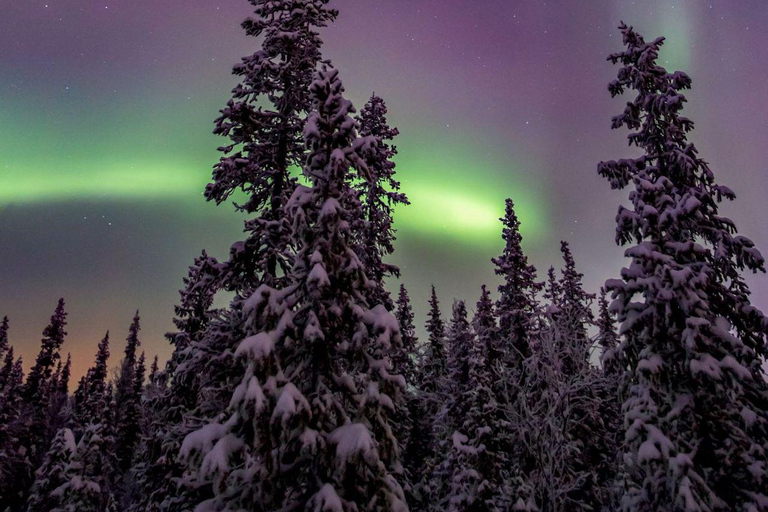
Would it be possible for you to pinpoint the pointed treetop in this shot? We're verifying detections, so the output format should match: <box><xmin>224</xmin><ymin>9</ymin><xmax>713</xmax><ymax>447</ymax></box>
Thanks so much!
<box><xmin>42</xmin><ymin>298</ymin><xmax>68</xmax><ymax>353</ymax></box>
<box><xmin>393</xmin><ymin>283</ymin><xmax>418</xmax><ymax>384</ymax></box>
<box><xmin>124</xmin><ymin>312</ymin><xmax>141</xmax><ymax>362</ymax></box>
<box><xmin>544</xmin><ymin>266</ymin><xmax>561</xmax><ymax>306</ymax></box>
<box><xmin>426</xmin><ymin>284</ymin><xmax>446</xmax><ymax>344</ymax></box>
<box><xmin>25</xmin><ymin>298</ymin><xmax>68</xmax><ymax>402</ymax></box>
<box><xmin>473</xmin><ymin>284</ymin><xmax>495</xmax><ymax>333</ymax></box>
<box><xmin>94</xmin><ymin>331</ymin><xmax>110</xmax><ymax>381</ymax></box>
<box><xmin>358</xmin><ymin>94</ymin><xmax>400</xmax><ymax>145</ymax></box>
<box><xmin>558</xmin><ymin>241</ymin><xmax>594</xmax><ymax>317</ymax></box>
<box><xmin>492</xmin><ymin>199</ymin><xmax>541</xmax><ymax>361</ymax></box>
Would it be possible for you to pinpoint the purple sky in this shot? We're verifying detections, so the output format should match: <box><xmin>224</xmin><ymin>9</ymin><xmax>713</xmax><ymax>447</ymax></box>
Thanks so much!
<box><xmin>1</xmin><ymin>0</ymin><xmax>767</xmax><ymax>380</ymax></box>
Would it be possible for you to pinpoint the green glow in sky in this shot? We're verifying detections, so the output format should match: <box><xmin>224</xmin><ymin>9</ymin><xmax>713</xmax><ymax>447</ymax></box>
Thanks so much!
<box><xmin>2</xmin><ymin>164</ymin><xmax>206</xmax><ymax>205</ymax></box>
<box><xmin>1</xmin><ymin>112</ymin><xmax>547</xmax><ymax>246</ymax></box>
<box><xmin>654</xmin><ymin>1</ymin><xmax>692</xmax><ymax>72</ymax></box>
<box><xmin>393</xmin><ymin>133</ymin><xmax>547</xmax><ymax>244</ymax></box>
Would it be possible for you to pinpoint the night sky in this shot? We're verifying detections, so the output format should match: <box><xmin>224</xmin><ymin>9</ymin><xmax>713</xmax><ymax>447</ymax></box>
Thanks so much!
<box><xmin>2</xmin><ymin>0</ymin><xmax>767</xmax><ymax>381</ymax></box>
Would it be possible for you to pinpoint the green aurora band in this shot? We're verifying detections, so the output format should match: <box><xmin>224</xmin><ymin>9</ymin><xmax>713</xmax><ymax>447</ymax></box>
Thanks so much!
<box><xmin>2</xmin><ymin>129</ymin><xmax>548</xmax><ymax>245</ymax></box>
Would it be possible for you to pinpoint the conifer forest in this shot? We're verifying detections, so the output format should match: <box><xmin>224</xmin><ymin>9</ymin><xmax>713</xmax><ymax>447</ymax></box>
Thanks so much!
<box><xmin>1</xmin><ymin>1</ymin><xmax>767</xmax><ymax>511</ymax></box>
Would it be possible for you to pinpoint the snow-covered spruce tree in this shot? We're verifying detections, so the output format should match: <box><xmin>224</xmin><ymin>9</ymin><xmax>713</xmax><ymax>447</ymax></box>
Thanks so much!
<box><xmin>558</xmin><ymin>242</ymin><xmax>594</xmax><ymax>329</ymax></box>
<box><xmin>471</xmin><ymin>285</ymin><xmax>515</xmax><ymax>511</ymax></box>
<box><xmin>206</xmin><ymin>0</ymin><xmax>338</xmax><ymax>292</ymax></box>
<box><xmin>161</xmin><ymin>0</ymin><xmax>339</xmax><ymax>498</ymax></box>
<box><xmin>0</xmin><ymin>351</ymin><xmax>29</xmax><ymax>511</ymax></box>
<box><xmin>54</xmin><ymin>421</ymin><xmax>118</xmax><ymax>512</ymax></box>
<box><xmin>354</xmin><ymin>94</ymin><xmax>408</xmax><ymax>310</ymax></box>
<box><xmin>431</xmin><ymin>299</ymin><xmax>508</xmax><ymax>512</ymax></box>
<box><xmin>24</xmin><ymin>427</ymin><xmax>75</xmax><ymax>512</ymax></box>
<box><xmin>394</xmin><ymin>284</ymin><xmax>425</xmax><ymax>503</ymax></box>
<box><xmin>127</xmin><ymin>253</ymin><xmax>225</xmax><ymax>512</ymax></box>
<box><xmin>553</xmin><ymin>241</ymin><xmax>595</xmax><ymax>377</ymax></box>
<box><xmin>492</xmin><ymin>199</ymin><xmax>542</xmax><ymax>371</ymax></box>
<box><xmin>24</xmin><ymin>299</ymin><xmax>67</xmax><ymax>408</ymax></box>
<box><xmin>165</xmin><ymin>251</ymin><xmax>223</xmax><ymax>380</ymax></box>
<box><xmin>406</xmin><ymin>285</ymin><xmax>449</xmax><ymax>507</ymax></box>
<box><xmin>167</xmin><ymin>0</ymin><xmax>341</xmax><ymax>492</ymax></box>
<box><xmin>72</xmin><ymin>332</ymin><xmax>111</xmax><ymax>434</ymax></box>
<box><xmin>448</xmin><ymin>300</ymin><xmax>473</xmax><ymax>376</ymax></box>
<box><xmin>180</xmin><ymin>64</ymin><xmax>407</xmax><ymax>512</ymax></box>
<box><xmin>10</xmin><ymin>299</ymin><xmax>69</xmax><ymax>508</ymax></box>
<box><xmin>173</xmin><ymin>0</ymin><xmax>341</xmax><ymax>482</ymax></box>
<box><xmin>472</xmin><ymin>286</ymin><xmax>502</xmax><ymax>382</ymax></box>
<box><xmin>432</xmin><ymin>300</ymin><xmax>475</xmax><ymax>465</ymax></box>
<box><xmin>127</xmin><ymin>356</ymin><xmax>168</xmax><ymax>512</ymax></box>
<box><xmin>160</xmin><ymin>251</ymin><xmax>224</xmax><ymax>428</ymax></box>
<box><xmin>114</xmin><ymin>312</ymin><xmax>143</xmax><ymax>472</ymax></box>
<box><xmin>421</xmin><ymin>285</ymin><xmax>448</xmax><ymax>395</ymax></box>
<box><xmin>394</xmin><ymin>284</ymin><xmax>419</xmax><ymax>387</ymax></box>
<box><xmin>599</xmin><ymin>22</ymin><xmax>768</xmax><ymax>511</ymax></box>
<box><xmin>595</xmin><ymin>286</ymin><xmax>625</xmax><ymax>508</ymax></box>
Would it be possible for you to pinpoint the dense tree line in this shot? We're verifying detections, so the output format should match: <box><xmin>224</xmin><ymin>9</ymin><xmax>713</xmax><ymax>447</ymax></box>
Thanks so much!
<box><xmin>1</xmin><ymin>4</ymin><xmax>766</xmax><ymax>511</ymax></box>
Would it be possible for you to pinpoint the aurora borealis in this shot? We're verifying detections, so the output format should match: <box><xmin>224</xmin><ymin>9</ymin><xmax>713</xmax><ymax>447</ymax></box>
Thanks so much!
<box><xmin>2</xmin><ymin>0</ymin><xmax>767</xmax><ymax>380</ymax></box>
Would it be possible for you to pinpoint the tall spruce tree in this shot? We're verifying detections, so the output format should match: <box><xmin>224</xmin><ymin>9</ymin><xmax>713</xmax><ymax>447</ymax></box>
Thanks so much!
<box><xmin>72</xmin><ymin>332</ymin><xmax>111</xmax><ymax>433</ymax></box>
<box><xmin>395</xmin><ymin>284</ymin><xmax>426</xmax><ymax>504</ymax></box>
<box><xmin>558</xmin><ymin>242</ymin><xmax>594</xmax><ymax>327</ymax></box>
<box><xmin>180</xmin><ymin>64</ymin><xmax>407</xmax><ymax>512</ymax></box>
<box><xmin>128</xmin><ymin>253</ymin><xmax>224</xmax><ymax>512</ymax></box>
<box><xmin>422</xmin><ymin>285</ymin><xmax>448</xmax><ymax>394</ymax></box>
<box><xmin>431</xmin><ymin>299</ymin><xmax>508</xmax><ymax>511</ymax></box>
<box><xmin>12</xmin><ymin>299</ymin><xmax>69</xmax><ymax>509</ymax></box>
<box><xmin>599</xmin><ymin>22</ymin><xmax>768</xmax><ymax>511</ymax></box>
<box><xmin>472</xmin><ymin>285</ymin><xmax>514</xmax><ymax>511</ymax></box>
<box><xmin>154</xmin><ymin>1</ymin><xmax>340</xmax><ymax>501</ymax></box>
<box><xmin>115</xmin><ymin>312</ymin><xmax>143</xmax><ymax>471</ymax></box>
<box><xmin>24</xmin><ymin>299</ymin><xmax>67</xmax><ymax>407</ymax></box>
<box><xmin>394</xmin><ymin>284</ymin><xmax>418</xmax><ymax>386</ymax></box>
<box><xmin>474</xmin><ymin>286</ymin><xmax>499</xmax><ymax>373</ymax></box>
<box><xmin>0</xmin><ymin>352</ymin><xmax>28</xmax><ymax>511</ymax></box>
<box><xmin>354</xmin><ymin>95</ymin><xmax>408</xmax><ymax>310</ymax></box>
<box><xmin>443</xmin><ymin>300</ymin><xmax>474</xmax><ymax>409</ymax></box>
<box><xmin>408</xmin><ymin>285</ymin><xmax>449</xmax><ymax>507</ymax></box>
<box><xmin>554</xmin><ymin>242</ymin><xmax>595</xmax><ymax>377</ymax></box>
<box><xmin>166</xmin><ymin>4</ymin><xmax>343</xmax><ymax>493</ymax></box>
<box><xmin>492</xmin><ymin>199</ymin><xmax>541</xmax><ymax>368</ymax></box>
